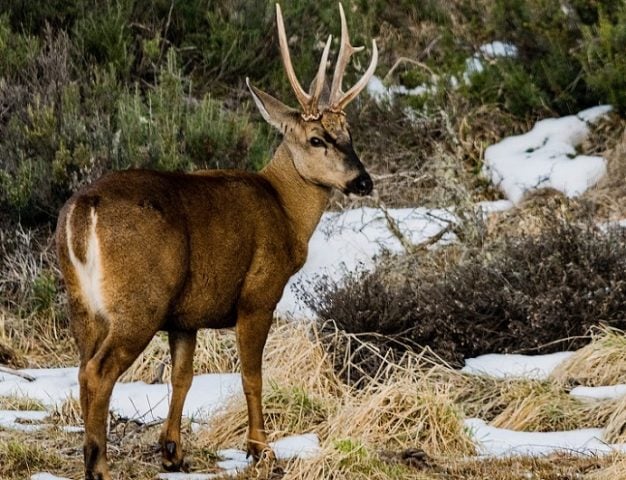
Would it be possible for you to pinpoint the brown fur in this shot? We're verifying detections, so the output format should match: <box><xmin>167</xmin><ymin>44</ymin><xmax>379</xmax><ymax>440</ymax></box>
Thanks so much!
<box><xmin>57</xmin><ymin>127</ymin><xmax>371</xmax><ymax>479</ymax></box>
<box><xmin>56</xmin><ymin>5</ymin><xmax>375</xmax><ymax>477</ymax></box>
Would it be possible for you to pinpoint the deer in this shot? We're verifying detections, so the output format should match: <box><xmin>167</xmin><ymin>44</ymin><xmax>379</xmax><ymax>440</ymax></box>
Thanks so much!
<box><xmin>55</xmin><ymin>3</ymin><xmax>377</xmax><ymax>479</ymax></box>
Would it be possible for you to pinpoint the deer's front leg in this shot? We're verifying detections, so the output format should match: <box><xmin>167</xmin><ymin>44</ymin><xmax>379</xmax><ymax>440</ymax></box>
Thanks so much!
<box><xmin>235</xmin><ymin>309</ymin><xmax>274</xmax><ymax>460</ymax></box>
<box><xmin>160</xmin><ymin>330</ymin><xmax>197</xmax><ymax>471</ymax></box>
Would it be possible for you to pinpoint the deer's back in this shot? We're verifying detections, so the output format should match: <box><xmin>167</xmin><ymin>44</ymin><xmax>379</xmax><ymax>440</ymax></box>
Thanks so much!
<box><xmin>57</xmin><ymin>169</ymin><xmax>298</xmax><ymax>332</ymax></box>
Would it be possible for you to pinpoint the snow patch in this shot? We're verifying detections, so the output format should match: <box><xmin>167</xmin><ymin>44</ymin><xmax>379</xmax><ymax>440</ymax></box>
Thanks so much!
<box><xmin>462</xmin><ymin>351</ymin><xmax>573</xmax><ymax>380</ymax></box>
<box><xmin>465</xmin><ymin>418</ymin><xmax>626</xmax><ymax>457</ymax></box>
<box><xmin>577</xmin><ymin>105</ymin><xmax>613</xmax><ymax>123</ymax></box>
<box><xmin>215</xmin><ymin>433</ymin><xmax>321</xmax><ymax>471</ymax></box>
<box><xmin>157</xmin><ymin>473</ymin><xmax>230</xmax><ymax>480</ymax></box>
<box><xmin>482</xmin><ymin>106</ymin><xmax>612</xmax><ymax>203</ymax></box>
<box><xmin>31</xmin><ymin>474</ymin><xmax>71</xmax><ymax>480</ymax></box>
<box><xmin>480</xmin><ymin>41</ymin><xmax>518</xmax><ymax>58</ymax></box>
<box><xmin>273</xmin><ymin>433</ymin><xmax>321</xmax><ymax>460</ymax></box>
<box><xmin>367</xmin><ymin>75</ymin><xmax>434</xmax><ymax>103</ymax></box>
<box><xmin>570</xmin><ymin>384</ymin><xmax>626</xmax><ymax>401</ymax></box>
<box><xmin>276</xmin><ymin>207</ymin><xmax>456</xmax><ymax>317</ymax></box>
<box><xmin>0</xmin><ymin>409</ymin><xmax>48</xmax><ymax>431</ymax></box>
<box><xmin>0</xmin><ymin>368</ymin><xmax>240</xmax><ymax>423</ymax></box>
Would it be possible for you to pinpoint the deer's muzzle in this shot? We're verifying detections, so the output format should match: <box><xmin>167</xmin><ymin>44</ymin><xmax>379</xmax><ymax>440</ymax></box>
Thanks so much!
<box><xmin>345</xmin><ymin>171</ymin><xmax>373</xmax><ymax>196</ymax></box>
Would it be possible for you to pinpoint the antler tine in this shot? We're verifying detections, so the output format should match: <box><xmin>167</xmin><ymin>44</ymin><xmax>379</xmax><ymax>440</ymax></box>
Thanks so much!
<box><xmin>310</xmin><ymin>34</ymin><xmax>332</xmax><ymax>108</ymax></box>
<box><xmin>276</xmin><ymin>3</ymin><xmax>311</xmax><ymax>111</ymax></box>
<box><xmin>333</xmin><ymin>39</ymin><xmax>378</xmax><ymax>111</ymax></box>
<box><xmin>329</xmin><ymin>3</ymin><xmax>364</xmax><ymax>106</ymax></box>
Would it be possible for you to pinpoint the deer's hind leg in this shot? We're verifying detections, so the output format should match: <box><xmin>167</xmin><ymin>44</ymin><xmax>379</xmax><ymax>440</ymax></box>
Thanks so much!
<box><xmin>80</xmin><ymin>319</ymin><xmax>161</xmax><ymax>480</ymax></box>
<box><xmin>160</xmin><ymin>329</ymin><xmax>197</xmax><ymax>471</ymax></box>
<box><xmin>70</xmin><ymin>297</ymin><xmax>106</xmax><ymax>436</ymax></box>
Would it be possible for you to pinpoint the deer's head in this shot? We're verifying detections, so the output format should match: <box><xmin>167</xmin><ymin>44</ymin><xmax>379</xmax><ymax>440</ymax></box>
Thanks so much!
<box><xmin>247</xmin><ymin>3</ymin><xmax>377</xmax><ymax>196</ymax></box>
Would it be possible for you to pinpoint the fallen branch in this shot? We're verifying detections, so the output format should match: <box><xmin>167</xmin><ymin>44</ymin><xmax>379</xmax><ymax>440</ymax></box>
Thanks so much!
<box><xmin>0</xmin><ymin>365</ymin><xmax>35</xmax><ymax>382</ymax></box>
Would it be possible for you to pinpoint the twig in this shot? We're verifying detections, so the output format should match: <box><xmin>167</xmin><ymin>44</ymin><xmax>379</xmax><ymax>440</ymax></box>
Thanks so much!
<box><xmin>0</xmin><ymin>365</ymin><xmax>35</xmax><ymax>382</ymax></box>
<box><xmin>377</xmin><ymin>201</ymin><xmax>414</xmax><ymax>254</ymax></box>
<box><xmin>377</xmin><ymin>202</ymin><xmax>454</xmax><ymax>255</ymax></box>
<box><xmin>384</xmin><ymin>57</ymin><xmax>436</xmax><ymax>82</ymax></box>
<box><xmin>418</xmin><ymin>35</ymin><xmax>441</xmax><ymax>60</ymax></box>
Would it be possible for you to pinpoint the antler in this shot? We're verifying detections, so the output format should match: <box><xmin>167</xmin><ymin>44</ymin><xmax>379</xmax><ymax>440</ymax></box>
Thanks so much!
<box><xmin>329</xmin><ymin>3</ymin><xmax>378</xmax><ymax>112</ymax></box>
<box><xmin>276</xmin><ymin>4</ymin><xmax>332</xmax><ymax>120</ymax></box>
<box><xmin>275</xmin><ymin>3</ymin><xmax>377</xmax><ymax>119</ymax></box>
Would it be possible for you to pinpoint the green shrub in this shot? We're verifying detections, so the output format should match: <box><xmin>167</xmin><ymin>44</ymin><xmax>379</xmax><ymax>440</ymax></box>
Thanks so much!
<box><xmin>580</xmin><ymin>8</ymin><xmax>626</xmax><ymax>113</ymax></box>
<box><xmin>73</xmin><ymin>1</ymin><xmax>134</xmax><ymax>79</ymax></box>
<box><xmin>456</xmin><ymin>0</ymin><xmax>626</xmax><ymax>115</ymax></box>
<box><xmin>0</xmin><ymin>15</ymin><xmax>40</xmax><ymax>77</ymax></box>
<box><xmin>0</xmin><ymin>42</ymin><xmax>274</xmax><ymax>223</ymax></box>
<box><xmin>115</xmin><ymin>49</ymin><xmax>274</xmax><ymax>172</ymax></box>
<box><xmin>465</xmin><ymin>59</ymin><xmax>548</xmax><ymax>117</ymax></box>
<box><xmin>31</xmin><ymin>270</ymin><xmax>57</xmax><ymax>312</ymax></box>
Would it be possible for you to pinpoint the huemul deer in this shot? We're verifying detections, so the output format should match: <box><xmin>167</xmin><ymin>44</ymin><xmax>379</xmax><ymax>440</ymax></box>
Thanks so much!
<box><xmin>56</xmin><ymin>4</ymin><xmax>377</xmax><ymax>479</ymax></box>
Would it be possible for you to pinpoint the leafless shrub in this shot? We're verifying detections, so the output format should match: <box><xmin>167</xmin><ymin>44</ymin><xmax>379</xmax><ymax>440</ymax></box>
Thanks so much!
<box><xmin>307</xmin><ymin>216</ymin><xmax>626</xmax><ymax>378</ymax></box>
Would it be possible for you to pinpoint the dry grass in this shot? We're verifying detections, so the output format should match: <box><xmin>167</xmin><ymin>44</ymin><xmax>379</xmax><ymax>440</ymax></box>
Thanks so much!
<box><xmin>51</xmin><ymin>396</ymin><xmax>82</xmax><ymax>427</ymax></box>
<box><xmin>438</xmin><ymin>453</ymin><xmax>623</xmax><ymax>480</ymax></box>
<box><xmin>586</xmin><ymin>453</ymin><xmax>626</xmax><ymax>479</ymax></box>
<box><xmin>0</xmin><ymin>224</ymin><xmax>76</xmax><ymax>368</ymax></box>
<box><xmin>584</xmin><ymin>116</ymin><xmax>626</xmax><ymax>219</ymax></box>
<box><xmin>605</xmin><ymin>395</ymin><xmax>626</xmax><ymax>444</ymax></box>
<box><xmin>0</xmin><ymin>309</ymin><xmax>76</xmax><ymax>367</ymax></box>
<box><xmin>488</xmin><ymin>381</ymin><xmax>615</xmax><ymax>432</ymax></box>
<box><xmin>484</xmin><ymin>187</ymin><xmax>597</xmax><ymax>239</ymax></box>
<box><xmin>0</xmin><ymin>435</ymin><xmax>66</xmax><ymax>479</ymax></box>
<box><xmin>121</xmin><ymin>328</ymin><xmax>240</xmax><ymax>383</ymax></box>
<box><xmin>2</xmin><ymin>322</ymin><xmax>626</xmax><ymax>479</ymax></box>
<box><xmin>0</xmin><ymin>395</ymin><xmax>46</xmax><ymax>411</ymax></box>
<box><xmin>552</xmin><ymin>326</ymin><xmax>626</xmax><ymax>387</ymax></box>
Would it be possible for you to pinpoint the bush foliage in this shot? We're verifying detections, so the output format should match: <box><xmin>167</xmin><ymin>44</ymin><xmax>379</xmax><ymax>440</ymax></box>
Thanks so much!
<box><xmin>308</xmin><ymin>220</ymin><xmax>626</xmax><ymax>378</ymax></box>
<box><xmin>1</xmin><ymin>0</ymin><xmax>625</xmax><ymax>222</ymax></box>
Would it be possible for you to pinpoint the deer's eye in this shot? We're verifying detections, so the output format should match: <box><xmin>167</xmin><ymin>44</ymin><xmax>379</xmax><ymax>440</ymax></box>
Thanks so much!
<box><xmin>309</xmin><ymin>137</ymin><xmax>325</xmax><ymax>148</ymax></box>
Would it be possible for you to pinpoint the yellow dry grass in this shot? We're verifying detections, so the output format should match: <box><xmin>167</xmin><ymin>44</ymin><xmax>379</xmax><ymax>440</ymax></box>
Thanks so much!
<box><xmin>121</xmin><ymin>328</ymin><xmax>240</xmax><ymax>383</ymax></box>
<box><xmin>605</xmin><ymin>395</ymin><xmax>626</xmax><ymax>444</ymax></box>
<box><xmin>586</xmin><ymin>453</ymin><xmax>626</xmax><ymax>480</ymax></box>
<box><xmin>3</xmin><ymin>321</ymin><xmax>626</xmax><ymax>479</ymax></box>
<box><xmin>584</xmin><ymin>120</ymin><xmax>626</xmax><ymax>219</ymax></box>
<box><xmin>552</xmin><ymin>326</ymin><xmax>626</xmax><ymax>387</ymax></box>
<box><xmin>0</xmin><ymin>309</ymin><xmax>76</xmax><ymax>368</ymax></box>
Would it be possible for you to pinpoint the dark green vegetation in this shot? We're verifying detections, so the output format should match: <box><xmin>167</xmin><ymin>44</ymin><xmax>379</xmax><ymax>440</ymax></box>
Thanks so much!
<box><xmin>1</xmin><ymin>0</ymin><xmax>626</xmax><ymax>223</ymax></box>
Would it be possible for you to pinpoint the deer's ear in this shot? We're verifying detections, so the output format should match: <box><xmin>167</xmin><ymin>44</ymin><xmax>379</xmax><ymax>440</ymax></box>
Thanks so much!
<box><xmin>246</xmin><ymin>78</ymin><xmax>300</xmax><ymax>133</ymax></box>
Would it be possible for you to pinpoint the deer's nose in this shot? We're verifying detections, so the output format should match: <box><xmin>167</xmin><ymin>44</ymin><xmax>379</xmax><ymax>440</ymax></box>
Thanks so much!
<box><xmin>346</xmin><ymin>171</ymin><xmax>373</xmax><ymax>196</ymax></box>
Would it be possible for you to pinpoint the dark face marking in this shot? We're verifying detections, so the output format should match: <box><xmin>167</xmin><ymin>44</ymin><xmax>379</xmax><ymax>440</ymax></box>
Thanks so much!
<box><xmin>322</xmin><ymin>130</ymin><xmax>363</xmax><ymax>170</ymax></box>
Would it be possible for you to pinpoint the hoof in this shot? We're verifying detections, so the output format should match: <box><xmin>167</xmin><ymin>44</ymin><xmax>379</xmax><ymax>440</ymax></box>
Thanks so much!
<box><xmin>247</xmin><ymin>443</ymin><xmax>276</xmax><ymax>463</ymax></box>
<box><xmin>161</xmin><ymin>440</ymin><xmax>188</xmax><ymax>472</ymax></box>
<box><xmin>86</xmin><ymin>472</ymin><xmax>108</xmax><ymax>480</ymax></box>
<box><xmin>162</xmin><ymin>459</ymin><xmax>183</xmax><ymax>472</ymax></box>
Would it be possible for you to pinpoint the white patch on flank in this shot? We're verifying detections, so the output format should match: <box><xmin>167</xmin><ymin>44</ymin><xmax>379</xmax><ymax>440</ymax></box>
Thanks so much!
<box><xmin>66</xmin><ymin>204</ymin><xmax>107</xmax><ymax>316</ymax></box>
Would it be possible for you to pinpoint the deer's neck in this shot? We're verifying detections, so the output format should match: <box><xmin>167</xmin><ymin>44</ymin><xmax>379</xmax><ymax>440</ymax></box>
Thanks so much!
<box><xmin>260</xmin><ymin>143</ymin><xmax>330</xmax><ymax>248</ymax></box>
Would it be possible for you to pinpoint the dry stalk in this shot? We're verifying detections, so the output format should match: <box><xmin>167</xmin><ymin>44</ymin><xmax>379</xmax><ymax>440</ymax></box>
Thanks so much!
<box><xmin>552</xmin><ymin>326</ymin><xmax>626</xmax><ymax>387</ymax></box>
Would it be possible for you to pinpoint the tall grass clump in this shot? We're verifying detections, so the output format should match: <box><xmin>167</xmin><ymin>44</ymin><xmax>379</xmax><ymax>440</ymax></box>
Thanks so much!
<box><xmin>552</xmin><ymin>326</ymin><xmax>626</xmax><ymax>387</ymax></box>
